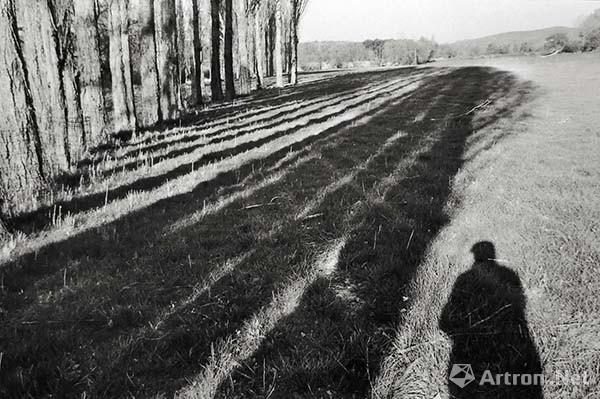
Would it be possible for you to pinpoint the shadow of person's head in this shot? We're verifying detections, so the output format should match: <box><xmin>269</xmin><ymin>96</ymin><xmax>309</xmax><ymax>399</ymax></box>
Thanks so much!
<box><xmin>439</xmin><ymin>241</ymin><xmax>543</xmax><ymax>398</ymax></box>
<box><xmin>470</xmin><ymin>240</ymin><xmax>496</xmax><ymax>263</ymax></box>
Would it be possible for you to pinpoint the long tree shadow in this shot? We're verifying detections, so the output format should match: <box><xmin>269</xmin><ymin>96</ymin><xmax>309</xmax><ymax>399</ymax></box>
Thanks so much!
<box><xmin>90</xmin><ymin>74</ymin><xmax>450</xmax><ymax>398</ymax></box>
<box><xmin>440</xmin><ymin>241</ymin><xmax>543</xmax><ymax>399</ymax></box>
<box><xmin>8</xmin><ymin>69</ymin><xmax>425</xmax><ymax>235</ymax></box>
<box><xmin>87</xmin><ymin>69</ymin><xmax>413</xmax><ymax>159</ymax></box>
<box><xmin>0</xmin><ymin>75</ymin><xmax>416</xmax><ymax>311</ymax></box>
<box><xmin>97</xmin><ymin>75</ymin><xmax>420</xmax><ymax>179</ymax></box>
<box><xmin>0</xmin><ymin>67</ymin><xmax>534</xmax><ymax>399</ymax></box>
<box><xmin>102</xmin><ymin>71</ymin><xmax>421</xmax><ymax>170</ymax></box>
<box><xmin>214</xmin><ymin>68</ymin><xmax>535</xmax><ymax>398</ymax></box>
<box><xmin>114</xmin><ymin>72</ymin><xmax>402</xmax><ymax>159</ymax></box>
<box><xmin>0</xmin><ymin>68</ymin><xmax>435</xmax><ymax>398</ymax></box>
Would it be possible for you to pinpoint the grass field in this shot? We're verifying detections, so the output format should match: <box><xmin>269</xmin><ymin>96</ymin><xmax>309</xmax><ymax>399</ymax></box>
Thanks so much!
<box><xmin>0</xmin><ymin>54</ymin><xmax>598</xmax><ymax>398</ymax></box>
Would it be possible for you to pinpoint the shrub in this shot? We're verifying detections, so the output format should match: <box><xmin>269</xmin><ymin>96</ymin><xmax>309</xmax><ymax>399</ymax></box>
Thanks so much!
<box><xmin>582</xmin><ymin>28</ymin><xmax>600</xmax><ymax>51</ymax></box>
<box><xmin>544</xmin><ymin>33</ymin><xmax>569</xmax><ymax>52</ymax></box>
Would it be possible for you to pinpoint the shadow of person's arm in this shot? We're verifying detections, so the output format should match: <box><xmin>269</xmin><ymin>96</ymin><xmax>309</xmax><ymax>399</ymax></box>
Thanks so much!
<box><xmin>439</xmin><ymin>272</ymin><xmax>471</xmax><ymax>335</ymax></box>
<box><xmin>495</xmin><ymin>264</ymin><xmax>527</xmax><ymax>313</ymax></box>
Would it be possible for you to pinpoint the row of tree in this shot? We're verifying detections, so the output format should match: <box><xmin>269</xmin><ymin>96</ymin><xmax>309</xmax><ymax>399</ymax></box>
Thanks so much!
<box><xmin>0</xmin><ymin>0</ymin><xmax>308</xmax><ymax>225</ymax></box>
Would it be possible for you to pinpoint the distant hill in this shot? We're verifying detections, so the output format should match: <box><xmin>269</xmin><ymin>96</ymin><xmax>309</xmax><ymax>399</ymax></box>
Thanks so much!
<box><xmin>298</xmin><ymin>26</ymin><xmax>592</xmax><ymax>71</ymax></box>
<box><xmin>448</xmin><ymin>26</ymin><xmax>579</xmax><ymax>55</ymax></box>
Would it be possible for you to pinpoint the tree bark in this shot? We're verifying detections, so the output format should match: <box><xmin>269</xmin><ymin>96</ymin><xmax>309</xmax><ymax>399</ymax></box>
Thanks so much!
<box><xmin>74</xmin><ymin>0</ymin><xmax>108</xmax><ymax>146</ymax></box>
<box><xmin>236</xmin><ymin>0</ymin><xmax>250</xmax><ymax>95</ymax></box>
<box><xmin>48</xmin><ymin>0</ymin><xmax>86</xmax><ymax>164</ymax></box>
<box><xmin>16</xmin><ymin>1</ymin><xmax>71</xmax><ymax>173</ymax></box>
<box><xmin>224</xmin><ymin>0</ymin><xmax>235</xmax><ymax>100</ymax></box>
<box><xmin>172</xmin><ymin>0</ymin><xmax>183</xmax><ymax>110</ymax></box>
<box><xmin>210</xmin><ymin>0</ymin><xmax>223</xmax><ymax>101</ymax></box>
<box><xmin>139</xmin><ymin>0</ymin><xmax>162</xmax><ymax>126</ymax></box>
<box><xmin>0</xmin><ymin>0</ymin><xmax>47</xmax><ymax>213</ymax></box>
<box><xmin>191</xmin><ymin>0</ymin><xmax>203</xmax><ymax>105</ymax></box>
<box><xmin>274</xmin><ymin>0</ymin><xmax>283</xmax><ymax>87</ymax></box>
<box><xmin>253</xmin><ymin>12</ymin><xmax>264</xmax><ymax>89</ymax></box>
<box><xmin>265</xmin><ymin>18</ymin><xmax>272</xmax><ymax>76</ymax></box>
<box><xmin>155</xmin><ymin>0</ymin><xmax>181</xmax><ymax>120</ymax></box>
<box><xmin>290</xmin><ymin>0</ymin><xmax>299</xmax><ymax>85</ymax></box>
<box><xmin>109</xmin><ymin>0</ymin><xmax>136</xmax><ymax>134</ymax></box>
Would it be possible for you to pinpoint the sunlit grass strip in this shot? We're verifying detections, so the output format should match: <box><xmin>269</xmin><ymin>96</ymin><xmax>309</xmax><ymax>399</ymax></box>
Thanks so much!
<box><xmin>295</xmin><ymin>130</ymin><xmax>409</xmax><ymax>221</ymax></box>
<box><xmin>167</xmin><ymin>153</ymin><xmax>317</xmax><ymax>233</ymax></box>
<box><xmin>176</xmin><ymin>239</ymin><xmax>347</xmax><ymax>399</ymax></box>
<box><xmin>32</xmin><ymin>75</ymin><xmax>420</xmax><ymax>218</ymax></box>
<box><xmin>85</xmin><ymin>75</ymin><xmax>427</xmax><ymax>197</ymax></box>
<box><xmin>86</xmin><ymin>73</ymin><xmax>415</xmax><ymax>175</ymax></box>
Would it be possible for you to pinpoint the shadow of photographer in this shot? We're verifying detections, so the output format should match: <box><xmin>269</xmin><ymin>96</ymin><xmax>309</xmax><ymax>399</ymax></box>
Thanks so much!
<box><xmin>440</xmin><ymin>241</ymin><xmax>544</xmax><ymax>398</ymax></box>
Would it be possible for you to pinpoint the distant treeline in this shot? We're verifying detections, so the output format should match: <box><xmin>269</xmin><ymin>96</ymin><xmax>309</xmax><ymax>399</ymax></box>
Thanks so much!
<box><xmin>299</xmin><ymin>37</ymin><xmax>439</xmax><ymax>70</ymax></box>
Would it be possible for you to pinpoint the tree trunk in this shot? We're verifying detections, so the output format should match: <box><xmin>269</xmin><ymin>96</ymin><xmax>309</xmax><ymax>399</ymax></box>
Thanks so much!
<box><xmin>155</xmin><ymin>0</ymin><xmax>180</xmax><ymax>120</ymax></box>
<box><xmin>236</xmin><ymin>0</ymin><xmax>250</xmax><ymax>95</ymax></box>
<box><xmin>191</xmin><ymin>0</ymin><xmax>203</xmax><ymax>105</ymax></box>
<box><xmin>246</xmin><ymin>11</ymin><xmax>256</xmax><ymax>90</ymax></box>
<box><xmin>74</xmin><ymin>0</ymin><xmax>108</xmax><ymax>146</ymax></box>
<box><xmin>0</xmin><ymin>0</ymin><xmax>47</xmax><ymax>213</ymax></box>
<box><xmin>139</xmin><ymin>0</ymin><xmax>162</xmax><ymax>126</ymax></box>
<box><xmin>172</xmin><ymin>0</ymin><xmax>183</xmax><ymax>111</ymax></box>
<box><xmin>290</xmin><ymin>2</ymin><xmax>299</xmax><ymax>85</ymax></box>
<box><xmin>109</xmin><ymin>0</ymin><xmax>136</xmax><ymax>134</ymax></box>
<box><xmin>16</xmin><ymin>1</ymin><xmax>70</xmax><ymax>174</ymax></box>
<box><xmin>285</xmin><ymin>30</ymin><xmax>291</xmax><ymax>76</ymax></box>
<box><xmin>266</xmin><ymin>18</ymin><xmax>272</xmax><ymax>76</ymax></box>
<box><xmin>253</xmin><ymin>14</ymin><xmax>264</xmax><ymax>89</ymax></box>
<box><xmin>274</xmin><ymin>0</ymin><xmax>283</xmax><ymax>87</ymax></box>
<box><xmin>48</xmin><ymin>0</ymin><xmax>86</xmax><ymax>164</ymax></box>
<box><xmin>210</xmin><ymin>0</ymin><xmax>223</xmax><ymax>101</ymax></box>
<box><xmin>224</xmin><ymin>0</ymin><xmax>235</xmax><ymax>100</ymax></box>
<box><xmin>290</xmin><ymin>37</ymin><xmax>298</xmax><ymax>84</ymax></box>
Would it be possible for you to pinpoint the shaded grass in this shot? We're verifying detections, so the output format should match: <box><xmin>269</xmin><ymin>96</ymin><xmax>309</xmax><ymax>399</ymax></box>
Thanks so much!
<box><xmin>211</xmin><ymin>68</ymin><xmax>531</xmax><ymax>399</ymax></box>
<box><xmin>0</xmin><ymin>68</ymin><xmax>432</xmax><ymax>398</ymax></box>
<box><xmin>0</xmin><ymin>66</ymin><xmax>537</xmax><ymax>399</ymax></box>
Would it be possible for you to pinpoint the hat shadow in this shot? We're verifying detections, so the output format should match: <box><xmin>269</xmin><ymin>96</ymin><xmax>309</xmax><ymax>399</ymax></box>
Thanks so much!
<box><xmin>439</xmin><ymin>241</ymin><xmax>544</xmax><ymax>398</ymax></box>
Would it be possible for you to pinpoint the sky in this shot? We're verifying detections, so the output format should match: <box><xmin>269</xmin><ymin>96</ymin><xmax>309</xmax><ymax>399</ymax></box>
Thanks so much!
<box><xmin>300</xmin><ymin>0</ymin><xmax>600</xmax><ymax>43</ymax></box>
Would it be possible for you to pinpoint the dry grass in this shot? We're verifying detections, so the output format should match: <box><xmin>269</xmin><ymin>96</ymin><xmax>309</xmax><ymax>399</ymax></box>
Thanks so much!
<box><xmin>372</xmin><ymin>53</ymin><xmax>600</xmax><ymax>399</ymax></box>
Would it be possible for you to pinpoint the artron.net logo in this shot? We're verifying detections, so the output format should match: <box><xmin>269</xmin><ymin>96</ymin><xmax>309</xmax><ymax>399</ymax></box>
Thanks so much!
<box><xmin>449</xmin><ymin>364</ymin><xmax>476</xmax><ymax>388</ymax></box>
<box><xmin>449</xmin><ymin>364</ymin><xmax>594</xmax><ymax>388</ymax></box>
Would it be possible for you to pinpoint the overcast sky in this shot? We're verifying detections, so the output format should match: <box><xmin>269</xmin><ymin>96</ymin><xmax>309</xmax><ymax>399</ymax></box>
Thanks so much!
<box><xmin>300</xmin><ymin>0</ymin><xmax>600</xmax><ymax>43</ymax></box>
